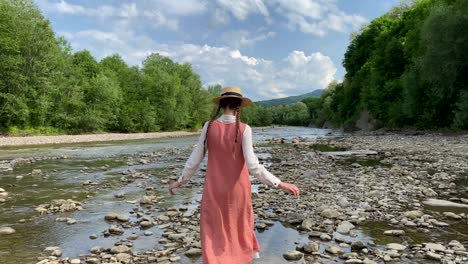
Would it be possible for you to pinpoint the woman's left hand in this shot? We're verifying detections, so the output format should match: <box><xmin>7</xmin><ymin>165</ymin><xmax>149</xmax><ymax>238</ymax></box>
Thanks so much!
<box><xmin>168</xmin><ymin>181</ymin><xmax>182</xmax><ymax>195</ymax></box>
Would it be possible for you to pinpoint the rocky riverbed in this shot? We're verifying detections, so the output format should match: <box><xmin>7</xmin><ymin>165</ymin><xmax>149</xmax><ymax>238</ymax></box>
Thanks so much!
<box><xmin>0</xmin><ymin>130</ymin><xmax>467</xmax><ymax>264</ymax></box>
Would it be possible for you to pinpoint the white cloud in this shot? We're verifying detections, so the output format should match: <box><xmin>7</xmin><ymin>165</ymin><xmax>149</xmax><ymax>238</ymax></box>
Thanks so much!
<box><xmin>211</xmin><ymin>0</ymin><xmax>367</xmax><ymax>36</ymax></box>
<box><xmin>36</xmin><ymin>0</ymin><xmax>204</xmax><ymax>31</ymax></box>
<box><xmin>214</xmin><ymin>0</ymin><xmax>269</xmax><ymax>20</ymax></box>
<box><xmin>63</xmin><ymin>29</ymin><xmax>335</xmax><ymax>100</ymax></box>
<box><xmin>154</xmin><ymin>0</ymin><xmax>207</xmax><ymax>15</ymax></box>
<box><xmin>221</xmin><ymin>30</ymin><xmax>276</xmax><ymax>48</ymax></box>
<box><xmin>272</xmin><ymin>0</ymin><xmax>367</xmax><ymax>36</ymax></box>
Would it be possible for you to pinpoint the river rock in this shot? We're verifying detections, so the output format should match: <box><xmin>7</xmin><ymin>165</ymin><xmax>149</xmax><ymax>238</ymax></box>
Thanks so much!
<box><xmin>111</xmin><ymin>245</ymin><xmax>131</xmax><ymax>254</ymax></box>
<box><xmin>403</xmin><ymin>210</ymin><xmax>424</xmax><ymax>219</ymax></box>
<box><xmin>109</xmin><ymin>225</ymin><xmax>124</xmax><ymax>235</ymax></box>
<box><xmin>320</xmin><ymin>208</ymin><xmax>340</xmax><ymax>219</ymax></box>
<box><xmin>90</xmin><ymin>246</ymin><xmax>103</xmax><ymax>254</ymax></box>
<box><xmin>116</xmin><ymin>253</ymin><xmax>132</xmax><ymax>263</ymax></box>
<box><xmin>51</xmin><ymin>249</ymin><xmax>62</xmax><ymax>257</ymax></box>
<box><xmin>421</xmin><ymin>187</ymin><xmax>438</xmax><ymax>197</ymax></box>
<box><xmin>140</xmin><ymin>195</ymin><xmax>155</xmax><ymax>204</ymax></box>
<box><xmin>283</xmin><ymin>250</ymin><xmax>303</xmax><ymax>260</ymax></box>
<box><xmin>70</xmin><ymin>259</ymin><xmax>81</xmax><ymax>264</ymax></box>
<box><xmin>320</xmin><ymin>233</ymin><xmax>332</xmax><ymax>241</ymax></box>
<box><xmin>158</xmin><ymin>215</ymin><xmax>170</xmax><ymax>221</ymax></box>
<box><xmin>168</xmin><ymin>233</ymin><xmax>185</xmax><ymax>241</ymax></box>
<box><xmin>325</xmin><ymin>245</ymin><xmax>344</xmax><ymax>255</ymax></box>
<box><xmin>300</xmin><ymin>218</ymin><xmax>314</xmax><ymax>231</ymax></box>
<box><xmin>425</xmin><ymin>251</ymin><xmax>442</xmax><ymax>261</ymax></box>
<box><xmin>387</xmin><ymin>243</ymin><xmax>406</xmax><ymax>251</ymax></box>
<box><xmin>117</xmin><ymin>214</ymin><xmax>129</xmax><ymax>222</ymax></box>
<box><xmin>424</xmin><ymin>243</ymin><xmax>446</xmax><ymax>252</ymax></box>
<box><xmin>104</xmin><ymin>213</ymin><xmax>119</xmax><ymax>220</ymax></box>
<box><xmin>0</xmin><ymin>226</ymin><xmax>16</xmax><ymax>235</ymax></box>
<box><xmin>185</xmin><ymin>248</ymin><xmax>202</xmax><ymax>257</ymax></box>
<box><xmin>303</xmin><ymin>241</ymin><xmax>320</xmax><ymax>253</ymax></box>
<box><xmin>423</xmin><ymin>199</ymin><xmax>468</xmax><ymax>208</ymax></box>
<box><xmin>351</xmin><ymin>241</ymin><xmax>367</xmax><ymax>251</ymax></box>
<box><xmin>140</xmin><ymin>220</ymin><xmax>153</xmax><ymax>228</ymax></box>
<box><xmin>337</xmin><ymin>221</ymin><xmax>355</xmax><ymax>234</ymax></box>
<box><xmin>443</xmin><ymin>212</ymin><xmax>462</xmax><ymax>220</ymax></box>
<box><xmin>337</xmin><ymin>197</ymin><xmax>350</xmax><ymax>208</ymax></box>
<box><xmin>383</xmin><ymin>230</ymin><xmax>405</xmax><ymax>236</ymax></box>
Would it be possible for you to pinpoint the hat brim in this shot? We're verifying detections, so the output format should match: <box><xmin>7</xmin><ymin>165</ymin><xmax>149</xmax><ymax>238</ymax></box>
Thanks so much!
<box><xmin>212</xmin><ymin>95</ymin><xmax>252</xmax><ymax>107</ymax></box>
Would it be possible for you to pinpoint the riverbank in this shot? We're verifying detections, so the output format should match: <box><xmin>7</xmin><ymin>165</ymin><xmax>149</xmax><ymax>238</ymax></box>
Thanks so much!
<box><xmin>0</xmin><ymin>131</ymin><xmax>200</xmax><ymax>147</ymax></box>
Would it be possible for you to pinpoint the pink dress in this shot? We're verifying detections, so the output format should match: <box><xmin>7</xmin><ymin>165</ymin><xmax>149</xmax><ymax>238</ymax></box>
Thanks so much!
<box><xmin>200</xmin><ymin>119</ymin><xmax>260</xmax><ymax>263</ymax></box>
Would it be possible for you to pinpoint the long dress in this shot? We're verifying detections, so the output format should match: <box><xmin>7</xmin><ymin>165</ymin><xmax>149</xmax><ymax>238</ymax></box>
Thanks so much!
<box><xmin>200</xmin><ymin>119</ymin><xmax>260</xmax><ymax>263</ymax></box>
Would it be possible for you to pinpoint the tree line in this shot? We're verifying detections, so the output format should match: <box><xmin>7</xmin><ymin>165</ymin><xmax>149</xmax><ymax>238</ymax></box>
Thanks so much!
<box><xmin>303</xmin><ymin>0</ymin><xmax>468</xmax><ymax>130</ymax></box>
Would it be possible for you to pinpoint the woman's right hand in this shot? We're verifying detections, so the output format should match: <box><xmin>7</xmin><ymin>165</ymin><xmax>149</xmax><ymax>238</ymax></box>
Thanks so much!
<box><xmin>279</xmin><ymin>182</ymin><xmax>300</xmax><ymax>197</ymax></box>
<box><xmin>168</xmin><ymin>181</ymin><xmax>182</xmax><ymax>195</ymax></box>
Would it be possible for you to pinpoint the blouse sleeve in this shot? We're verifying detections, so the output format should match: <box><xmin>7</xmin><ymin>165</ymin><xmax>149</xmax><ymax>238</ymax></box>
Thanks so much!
<box><xmin>242</xmin><ymin>125</ymin><xmax>282</xmax><ymax>188</ymax></box>
<box><xmin>177</xmin><ymin>121</ymin><xmax>209</xmax><ymax>185</ymax></box>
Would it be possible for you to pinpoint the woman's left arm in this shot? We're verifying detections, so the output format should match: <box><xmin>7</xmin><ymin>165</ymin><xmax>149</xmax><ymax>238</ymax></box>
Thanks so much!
<box><xmin>176</xmin><ymin>121</ymin><xmax>209</xmax><ymax>185</ymax></box>
<box><xmin>242</xmin><ymin>125</ymin><xmax>282</xmax><ymax>188</ymax></box>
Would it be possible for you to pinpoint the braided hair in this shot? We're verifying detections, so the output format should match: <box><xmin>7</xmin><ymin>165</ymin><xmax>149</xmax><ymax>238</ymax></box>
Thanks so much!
<box><xmin>203</xmin><ymin>97</ymin><xmax>242</xmax><ymax>155</ymax></box>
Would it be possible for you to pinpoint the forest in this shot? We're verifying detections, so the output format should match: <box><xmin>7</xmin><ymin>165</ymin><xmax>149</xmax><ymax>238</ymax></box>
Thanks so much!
<box><xmin>0</xmin><ymin>0</ymin><xmax>466</xmax><ymax>135</ymax></box>
<box><xmin>304</xmin><ymin>0</ymin><xmax>468</xmax><ymax>130</ymax></box>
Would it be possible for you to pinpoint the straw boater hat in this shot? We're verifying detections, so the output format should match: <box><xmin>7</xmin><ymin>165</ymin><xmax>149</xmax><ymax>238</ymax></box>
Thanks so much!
<box><xmin>212</xmin><ymin>86</ymin><xmax>252</xmax><ymax>107</ymax></box>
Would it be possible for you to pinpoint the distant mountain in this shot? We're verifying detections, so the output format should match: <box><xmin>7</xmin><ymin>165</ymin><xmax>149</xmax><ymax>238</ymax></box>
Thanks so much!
<box><xmin>256</xmin><ymin>89</ymin><xmax>323</xmax><ymax>107</ymax></box>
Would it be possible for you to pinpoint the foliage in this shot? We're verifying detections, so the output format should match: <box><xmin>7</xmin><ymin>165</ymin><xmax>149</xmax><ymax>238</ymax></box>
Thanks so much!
<box><xmin>306</xmin><ymin>0</ymin><xmax>468</xmax><ymax>130</ymax></box>
<box><xmin>0</xmin><ymin>0</ymin><xmax>214</xmax><ymax>134</ymax></box>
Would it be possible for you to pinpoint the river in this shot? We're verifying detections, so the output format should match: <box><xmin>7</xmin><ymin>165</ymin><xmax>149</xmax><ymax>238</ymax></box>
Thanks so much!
<box><xmin>0</xmin><ymin>127</ymin><xmax>336</xmax><ymax>263</ymax></box>
<box><xmin>0</xmin><ymin>127</ymin><xmax>468</xmax><ymax>264</ymax></box>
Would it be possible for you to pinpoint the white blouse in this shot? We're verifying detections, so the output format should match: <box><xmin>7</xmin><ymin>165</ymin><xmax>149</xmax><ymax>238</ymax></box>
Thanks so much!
<box><xmin>177</xmin><ymin>114</ymin><xmax>282</xmax><ymax>188</ymax></box>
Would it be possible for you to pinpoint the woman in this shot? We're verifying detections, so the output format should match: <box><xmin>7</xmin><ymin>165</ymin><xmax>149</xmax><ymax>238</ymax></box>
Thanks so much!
<box><xmin>168</xmin><ymin>86</ymin><xmax>300</xmax><ymax>263</ymax></box>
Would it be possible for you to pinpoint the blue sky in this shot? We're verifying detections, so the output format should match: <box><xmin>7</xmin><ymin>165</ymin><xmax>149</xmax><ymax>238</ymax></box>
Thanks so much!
<box><xmin>35</xmin><ymin>0</ymin><xmax>400</xmax><ymax>100</ymax></box>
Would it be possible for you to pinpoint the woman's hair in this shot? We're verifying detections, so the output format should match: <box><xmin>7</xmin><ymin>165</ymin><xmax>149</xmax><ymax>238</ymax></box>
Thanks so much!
<box><xmin>203</xmin><ymin>97</ymin><xmax>242</xmax><ymax>154</ymax></box>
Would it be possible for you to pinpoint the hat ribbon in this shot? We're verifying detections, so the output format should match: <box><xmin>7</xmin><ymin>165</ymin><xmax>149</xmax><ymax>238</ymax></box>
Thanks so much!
<box><xmin>221</xmin><ymin>91</ymin><xmax>242</xmax><ymax>97</ymax></box>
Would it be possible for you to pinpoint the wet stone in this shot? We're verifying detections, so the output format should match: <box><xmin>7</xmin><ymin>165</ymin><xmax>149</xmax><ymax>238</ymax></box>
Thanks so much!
<box><xmin>283</xmin><ymin>250</ymin><xmax>303</xmax><ymax>261</ymax></box>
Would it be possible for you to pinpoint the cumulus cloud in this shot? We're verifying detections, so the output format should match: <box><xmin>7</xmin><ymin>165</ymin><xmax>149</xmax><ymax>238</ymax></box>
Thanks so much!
<box><xmin>63</xmin><ymin>29</ymin><xmax>336</xmax><ymax>100</ymax></box>
<box><xmin>273</xmin><ymin>0</ymin><xmax>367</xmax><ymax>36</ymax></box>
<box><xmin>214</xmin><ymin>0</ymin><xmax>269</xmax><ymax>20</ymax></box>
<box><xmin>36</xmin><ymin>0</ymin><xmax>205</xmax><ymax>31</ymax></box>
<box><xmin>212</xmin><ymin>0</ymin><xmax>367</xmax><ymax>36</ymax></box>
<box><xmin>221</xmin><ymin>30</ymin><xmax>276</xmax><ymax>48</ymax></box>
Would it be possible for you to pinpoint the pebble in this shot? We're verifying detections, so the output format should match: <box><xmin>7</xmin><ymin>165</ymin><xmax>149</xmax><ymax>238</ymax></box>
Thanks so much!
<box><xmin>387</xmin><ymin>243</ymin><xmax>407</xmax><ymax>251</ymax></box>
<box><xmin>283</xmin><ymin>250</ymin><xmax>303</xmax><ymax>260</ymax></box>
<box><xmin>184</xmin><ymin>248</ymin><xmax>202</xmax><ymax>257</ymax></box>
<box><xmin>0</xmin><ymin>226</ymin><xmax>16</xmax><ymax>235</ymax></box>
<box><xmin>383</xmin><ymin>230</ymin><xmax>405</xmax><ymax>236</ymax></box>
